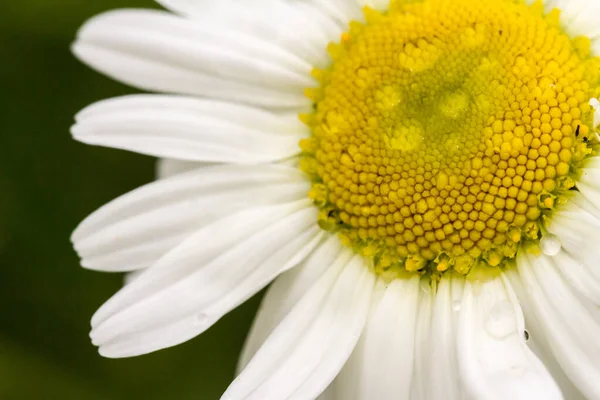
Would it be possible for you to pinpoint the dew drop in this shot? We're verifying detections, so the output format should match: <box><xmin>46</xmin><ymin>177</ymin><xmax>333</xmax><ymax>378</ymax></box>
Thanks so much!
<box><xmin>524</xmin><ymin>329</ymin><xmax>530</xmax><ymax>342</ymax></box>
<box><xmin>540</xmin><ymin>234</ymin><xmax>561</xmax><ymax>256</ymax></box>
<box><xmin>452</xmin><ymin>300</ymin><xmax>462</xmax><ymax>312</ymax></box>
<box><xmin>485</xmin><ymin>300</ymin><xmax>517</xmax><ymax>339</ymax></box>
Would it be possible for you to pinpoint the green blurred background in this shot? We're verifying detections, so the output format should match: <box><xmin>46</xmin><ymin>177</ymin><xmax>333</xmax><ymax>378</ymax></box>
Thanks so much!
<box><xmin>0</xmin><ymin>1</ymin><xmax>261</xmax><ymax>398</ymax></box>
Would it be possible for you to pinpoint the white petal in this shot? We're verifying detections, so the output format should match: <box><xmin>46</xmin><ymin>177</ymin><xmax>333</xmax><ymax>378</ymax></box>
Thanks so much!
<box><xmin>237</xmin><ymin>234</ymin><xmax>343</xmax><ymax>372</ymax></box>
<box><xmin>156</xmin><ymin>0</ymin><xmax>342</xmax><ymax>69</ymax></box>
<box><xmin>73</xmin><ymin>9</ymin><xmax>311</xmax><ymax>109</ymax></box>
<box><xmin>545</xmin><ymin>192</ymin><xmax>600</xmax><ymax>281</ymax></box>
<box><xmin>92</xmin><ymin>200</ymin><xmax>321</xmax><ymax>357</ymax></box>
<box><xmin>457</xmin><ymin>272</ymin><xmax>561</xmax><ymax>400</ymax></box>
<box><xmin>73</xmin><ymin>164</ymin><xmax>309</xmax><ymax>271</ymax></box>
<box><xmin>543</xmin><ymin>0</ymin><xmax>600</xmax><ymax>55</ymax></box>
<box><xmin>518</xmin><ymin>250</ymin><xmax>600</xmax><ymax>399</ymax></box>
<box><xmin>223</xmin><ymin>251</ymin><xmax>375</xmax><ymax>400</ymax></box>
<box><xmin>72</xmin><ymin>95</ymin><xmax>306</xmax><ymax>163</ymax></box>
<box><xmin>75</xmin><ymin>95</ymin><xmax>304</xmax><ymax>135</ymax></box>
<box><xmin>552</xmin><ymin>249</ymin><xmax>600</xmax><ymax>305</ymax></box>
<box><xmin>156</xmin><ymin>158</ymin><xmax>202</xmax><ymax>179</ymax></box>
<box><xmin>590</xmin><ymin>98</ymin><xmax>600</xmax><ymax>128</ymax></box>
<box><xmin>296</xmin><ymin>0</ymin><xmax>363</xmax><ymax>25</ymax></box>
<box><xmin>426</xmin><ymin>274</ymin><xmax>465</xmax><ymax>400</ymax></box>
<box><xmin>123</xmin><ymin>270</ymin><xmax>143</xmax><ymax>285</ymax></box>
<box><xmin>333</xmin><ymin>276</ymin><xmax>420</xmax><ymax>400</ymax></box>
<box><xmin>577</xmin><ymin>159</ymin><xmax>600</xmax><ymax>214</ymax></box>
<box><xmin>410</xmin><ymin>280</ymin><xmax>434</xmax><ymax>400</ymax></box>
<box><xmin>505</xmin><ymin>268</ymin><xmax>586</xmax><ymax>400</ymax></box>
<box><xmin>525</xmin><ymin>337</ymin><xmax>586</xmax><ymax>400</ymax></box>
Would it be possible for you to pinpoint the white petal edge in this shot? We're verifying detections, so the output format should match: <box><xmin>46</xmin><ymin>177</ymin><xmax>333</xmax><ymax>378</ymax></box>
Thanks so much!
<box><xmin>73</xmin><ymin>9</ymin><xmax>311</xmax><ymax>109</ymax></box>
<box><xmin>517</xmin><ymin>249</ymin><xmax>600</xmax><ymax>399</ymax></box>
<box><xmin>223</xmin><ymin>251</ymin><xmax>375</xmax><ymax>400</ymax></box>
<box><xmin>156</xmin><ymin>158</ymin><xmax>203</xmax><ymax>179</ymax></box>
<box><xmin>155</xmin><ymin>157</ymin><xmax>302</xmax><ymax>180</ymax></box>
<box><xmin>409</xmin><ymin>279</ymin><xmax>434</xmax><ymax>400</ymax></box>
<box><xmin>91</xmin><ymin>200</ymin><xmax>321</xmax><ymax>357</ymax></box>
<box><xmin>237</xmin><ymin>234</ymin><xmax>343</xmax><ymax>372</ymax></box>
<box><xmin>72</xmin><ymin>95</ymin><xmax>306</xmax><ymax>163</ymax></box>
<box><xmin>457</xmin><ymin>272</ymin><xmax>562</xmax><ymax>400</ymax></box>
<box><xmin>578</xmin><ymin>158</ymin><xmax>600</xmax><ymax>215</ymax></box>
<box><xmin>535</xmin><ymin>0</ymin><xmax>600</xmax><ymax>55</ymax></box>
<box><xmin>333</xmin><ymin>275</ymin><xmax>420</xmax><ymax>400</ymax></box>
<box><xmin>545</xmin><ymin>191</ymin><xmax>600</xmax><ymax>282</ymax></box>
<box><xmin>73</xmin><ymin>164</ymin><xmax>309</xmax><ymax>271</ymax></box>
<box><xmin>426</xmin><ymin>274</ymin><xmax>465</xmax><ymax>400</ymax></box>
<box><xmin>504</xmin><ymin>268</ymin><xmax>587</xmax><ymax>400</ymax></box>
<box><xmin>155</xmin><ymin>0</ymin><xmax>342</xmax><ymax>69</ymax></box>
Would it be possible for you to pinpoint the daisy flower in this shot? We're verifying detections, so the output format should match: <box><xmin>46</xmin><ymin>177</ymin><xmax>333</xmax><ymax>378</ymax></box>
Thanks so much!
<box><xmin>71</xmin><ymin>0</ymin><xmax>600</xmax><ymax>398</ymax></box>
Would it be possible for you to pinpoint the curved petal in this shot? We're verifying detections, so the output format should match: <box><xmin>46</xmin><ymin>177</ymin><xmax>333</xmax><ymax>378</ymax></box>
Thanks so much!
<box><xmin>457</xmin><ymin>272</ymin><xmax>561</xmax><ymax>400</ymax></box>
<box><xmin>123</xmin><ymin>270</ymin><xmax>143</xmax><ymax>285</ymax></box>
<box><xmin>73</xmin><ymin>9</ymin><xmax>311</xmax><ymax>109</ymax></box>
<box><xmin>409</xmin><ymin>279</ymin><xmax>434</xmax><ymax>399</ymax></box>
<box><xmin>545</xmin><ymin>192</ymin><xmax>600</xmax><ymax>281</ymax></box>
<box><xmin>552</xmin><ymin>249</ymin><xmax>600</xmax><ymax>305</ymax></box>
<box><xmin>426</xmin><ymin>274</ymin><xmax>465</xmax><ymax>400</ymax></box>
<box><xmin>73</xmin><ymin>164</ymin><xmax>309</xmax><ymax>271</ymax></box>
<box><xmin>237</xmin><ymin>234</ymin><xmax>343</xmax><ymax>372</ymax></box>
<box><xmin>575</xmin><ymin>160</ymin><xmax>600</xmax><ymax>220</ymax></box>
<box><xmin>90</xmin><ymin>200</ymin><xmax>322</xmax><ymax>357</ymax></box>
<box><xmin>333</xmin><ymin>276</ymin><xmax>420</xmax><ymax>400</ymax></box>
<box><xmin>517</xmin><ymin>250</ymin><xmax>600</xmax><ymax>399</ymax></box>
<box><xmin>72</xmin><ymin>95</ymin><xmax>306</xmax><ymax>163</ymax></box>
<box><xmin>156</xmin><ymin>0</ymin><xmax>342</xmax><ymax>68</ymax></box>
<box><xmin>223</xmin><ymin>251</ymin><xmax>375</xmax><ymax>400</ymax></box>
<box><xmin>505</xmin><ymin>268</ymin><xmax>586</xmax><ymax>400</ymax></box>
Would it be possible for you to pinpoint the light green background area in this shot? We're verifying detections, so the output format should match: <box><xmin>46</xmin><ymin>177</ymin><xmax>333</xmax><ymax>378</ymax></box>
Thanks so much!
<box><xmin>0</xmin><ymin>1</ymin><xmax>261</xmax><ymax>398</ymax></box>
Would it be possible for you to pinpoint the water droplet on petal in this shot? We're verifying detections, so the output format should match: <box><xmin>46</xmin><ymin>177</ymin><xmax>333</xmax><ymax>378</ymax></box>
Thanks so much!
<box><xmin>540</xmin><ymin>234</ymin><xmax>561</xmax><ymax>256</ymax></box>
<box><xmin>452</xmin><ymin>300</ymin><xmax>462</xmax><ymax>312</ymax></box>
<box><xmin>524</xmin><ymin>329</ymin><xmax>530</xmax><ymax>342</ymax></box>
<box><xmin>485</xmin><ymin>300</ymin><xmax>517</xmax><ymax>339</ymax></box>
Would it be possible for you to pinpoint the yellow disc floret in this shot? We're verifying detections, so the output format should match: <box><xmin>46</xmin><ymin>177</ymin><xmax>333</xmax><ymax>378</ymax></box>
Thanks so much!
<box><xmin>301</xmin><ymin>0</ymin><xmax>600</xmax><ymax>277</ymax></box>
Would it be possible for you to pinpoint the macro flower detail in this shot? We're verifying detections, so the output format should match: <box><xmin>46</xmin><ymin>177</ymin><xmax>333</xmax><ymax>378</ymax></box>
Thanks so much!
<box><xmin>72</xmin><ymin>0</ymin><xmax>600</xmax><ymax>399</ymax></box>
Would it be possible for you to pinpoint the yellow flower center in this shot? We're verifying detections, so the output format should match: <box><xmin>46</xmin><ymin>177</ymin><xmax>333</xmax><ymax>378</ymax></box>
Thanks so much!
<box><xmin>300</xmin><ymin>0</ymin><xmax>600</xmax><ymax>277</ymax></box>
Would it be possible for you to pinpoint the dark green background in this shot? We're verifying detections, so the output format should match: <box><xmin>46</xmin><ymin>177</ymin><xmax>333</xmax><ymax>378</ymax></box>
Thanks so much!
<box><xmin>0</xmin><ymin>1</ymin><xmax>260</xmax><ymax>398</ymax></box>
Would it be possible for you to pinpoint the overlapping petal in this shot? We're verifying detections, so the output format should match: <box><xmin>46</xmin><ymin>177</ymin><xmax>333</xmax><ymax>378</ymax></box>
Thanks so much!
<box><xmin>332</xmin><ymin>276</ymin><xmax>420</xmax><ymax>400</ymax></box>
<box><xmin>456</xmin><ymin>273</ymin><xmax>561</xmax><ymax>400</ymax></box>
<box><xmin>90</xmin><ymin>200</ymin><xmax>322</xmax><ymax>357</ymax></box>
<box><xmin>73</xmin><ymin>9</ymin><xmax>313</xmax><ymax>108</ymax></box>
<box><xmin>517</xmin><ymin>250</ymin><xmax>600</xmax><ymax>399</ymax></box>
<box><xmin>70</xmin><ymin>0</ymin><xmax>600</xmax><ymax>398</ymax></box>
<box><xmin>223</xmin><ymin>250</ymin><xmax>375</xmax><ymax>400</ymax></box>
<box><xmin>237</xmin><ymin>235</ymin><xmax>344</xmax><ymax>371</ymax></box>
<box><xmin>426</xmin><ymin>275</ymin><xmax>464</xmax><ymax>400</ymax></box>
<box><xmin>155</xmin><ymin>0</ymin><xmax>343</xmax><ymax>69</ymax></box>
<box><xmin>73</xmin><ymin>164</ymin><xmax>309</xmax><ymax>271</ymax></box>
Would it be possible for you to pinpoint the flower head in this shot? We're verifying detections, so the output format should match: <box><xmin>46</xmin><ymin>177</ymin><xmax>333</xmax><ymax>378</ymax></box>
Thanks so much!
<box><xmin>72</xmin><ymin>0</ymin><xmax>600</xmax><ymax>399</ymax></box>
